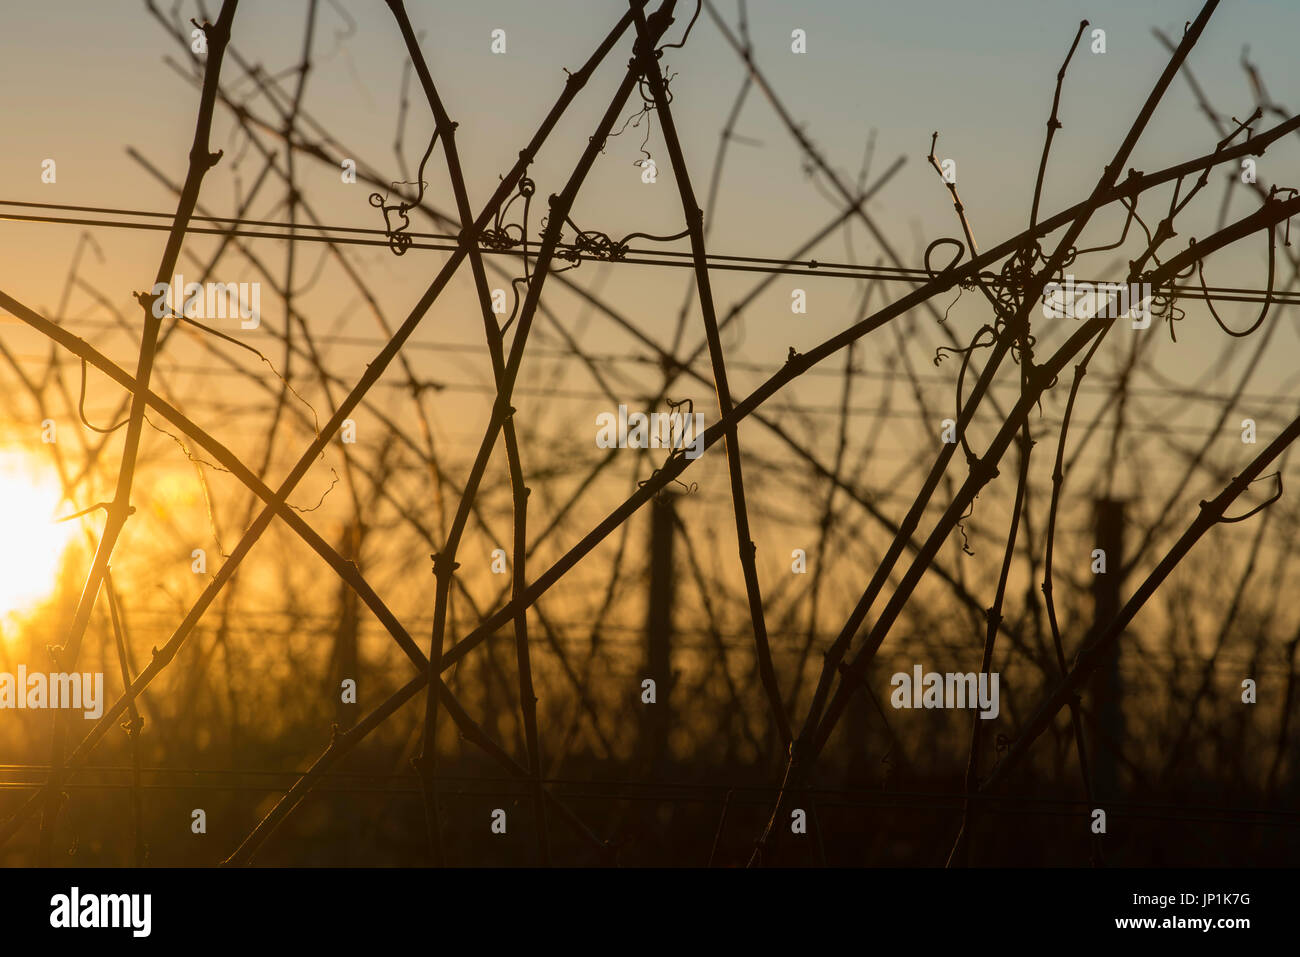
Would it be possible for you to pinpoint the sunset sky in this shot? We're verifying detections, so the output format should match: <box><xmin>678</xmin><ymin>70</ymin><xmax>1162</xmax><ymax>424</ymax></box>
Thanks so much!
<box><xmin>0</xmin><ymin>0</ymin><xmax>1297</xmax><ymax>872</ymax></box>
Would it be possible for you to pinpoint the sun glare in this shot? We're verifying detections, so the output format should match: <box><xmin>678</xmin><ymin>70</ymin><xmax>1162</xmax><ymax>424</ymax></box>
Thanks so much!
<box><xmin>0</xmin><ymin>453</ymin><xmax>76</xmax><ymax>617</ymax></box>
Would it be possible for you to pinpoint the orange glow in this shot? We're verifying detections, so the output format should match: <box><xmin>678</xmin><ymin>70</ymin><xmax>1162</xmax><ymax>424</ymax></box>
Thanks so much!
<box><xmin>0</xmin><ymin>452</ymin><xmax>76</xmax><ymax>617</ymax></box>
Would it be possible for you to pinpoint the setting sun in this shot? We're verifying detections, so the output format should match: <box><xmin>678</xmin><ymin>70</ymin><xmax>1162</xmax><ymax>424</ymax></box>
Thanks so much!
<box><xmin>0</xmin><ymin>453</ymin><xmax>76</xmax><ymax>617</ymax></box>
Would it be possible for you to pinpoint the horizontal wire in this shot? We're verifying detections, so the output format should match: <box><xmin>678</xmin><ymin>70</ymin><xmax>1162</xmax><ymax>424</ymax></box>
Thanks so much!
<box><xmin>16</xmin><ymin>316</ymin><xmax>1299</xmax><ymax>409</ymax></box>
<box><xmin>1</xmin><ymin>199</ymin><xmax>1296</xmax><ymax>306</ymax></box>
<box><xmin>0</xmin><ymin>765</ymin><xmax>1293</xmax><ymax>823</ymax></box>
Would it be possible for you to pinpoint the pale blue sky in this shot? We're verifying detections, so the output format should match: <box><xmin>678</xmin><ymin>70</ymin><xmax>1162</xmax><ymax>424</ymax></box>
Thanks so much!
<box><xmin>0</xmin><ymin>0</ymin><xmax>1296</xmax><ymax>488</ymax></box>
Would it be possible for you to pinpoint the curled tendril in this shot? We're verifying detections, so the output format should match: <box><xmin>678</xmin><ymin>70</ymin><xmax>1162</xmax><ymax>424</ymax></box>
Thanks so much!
<box><xmin>638</xmin><ymin>471</ymin><xmax>698</xmax><ymax>502</ymax></box>
<box><xmin>370</xmin><ymin>127</ymin><xmax>440</xmax><ymax>255</ymax></box>
<box><xmin>571</xmin><ymin>228</ymin><xmax>629</xmax><ymax>261</ymax></box>
<box><xmin>605</xmin><ymin>67</ymin><xmax>675</xmax><ymax>164</ymax></box>
<box><xmin>924</xmin><ymin>237</ymin><xmax>965</xmax><ymax>281</ymax></box>
<box><xmin>659</xmin><ymin>0</ymin><xmax>701</xmax><ymax>51</ymax></box>
<box><xmin>955</xmin><ymin>497</ymin><xmax>977</xmax><ymax>556</ymax></box>
<box><xmin>1148</xmin><ymin>283</ymin><xmax>1186</xmax><ymax>341</ymax></box>
<box><xmin>486</xmin><ymin>175</ymin><xmax>535</xmax><ymax>250</ymax></box>
<box><xmin>938</xmin><ymin>286</ymin><xmax>963</xmax><ymax>323</ymax></box>
<box><xmin>556</xmin><ymin>215</ymin><xmax>690</xmax><ymax>266</ymax></box>
<box><xmin>1010</xmin><ymin>335</ymin><xmax>1037</xmax><ymax>369</ymax></box>
<box><xmin>498</xmin><ymin>276</ymin><xmax>530</xmax><ymax>336</ymax></box>
<box><xmin>636</xmin><ymin>396</ymin><xmax>702</xmax><ymax>502</ymax></box>
<box><xmin>369</xmin><ymin>187</ymin><xmax>415</xmax><ymax>255</ymax></box>
<box><xmin>636</xmin><ymin>69</ymin><xmax>675</xmax><ymax>108</ymax></box>
<box><xmin>490</xmin><ymin>176</ymin><xmax>536</xmax><ymax>333</ymax></box>
<box><xmin>1277</xmin><ymin>187</ymin><xmax>1298</xmax><ymax>246</ymax></box>
<box><xmin>1215</xmin><ymin>472</ymin><xmax>1283</xmax><ymax>524</ymax></box>
<box><xmin>931</xmin><ymin>239</ymin><xmax>1043</xmax><ymax>473</ymax></box>
<box><xmin>1194</xmin><ymin>213</ymin><xmax>1277</xmax><ymax>339</ymax></box>
<box><xmin>980</xmin><ymin>243</ymin><xmax>1043</xmax><ymax>365</ymax></box>
<box><xmin>934</xmin><ymin>324</ymin><xmax>996</xmax><ymax>366</ymax></box>
<box><xmin>481</xmin><ymin>223</ymin><xmax>524</xmax><ymax>250</ymax></box>
<box><xmin>663</xmin><ymin>397</ymin><xmax>696</xmax><ymax>454</ymax></box>
<box><xmin>79</xmin><ymin>356</ymin><xmax>129</xmax><ymax>434</ymax></box>
<box><xmin>955</xmin><ymin>325</ymin><xmax>1000</xmax><ymax>463</ymax></box>
<box><xmin>605</xmin><ymin>104</ymin><xmax>652</xmax><ymax>156</ymax></box>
